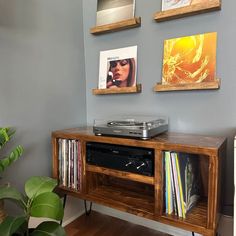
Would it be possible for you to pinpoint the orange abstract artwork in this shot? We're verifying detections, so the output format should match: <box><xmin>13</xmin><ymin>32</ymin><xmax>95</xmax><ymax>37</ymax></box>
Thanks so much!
<box><xmin>162</xmin><ymin>32</ymin><xmax>217</xmax><ymax>85</ymax></box>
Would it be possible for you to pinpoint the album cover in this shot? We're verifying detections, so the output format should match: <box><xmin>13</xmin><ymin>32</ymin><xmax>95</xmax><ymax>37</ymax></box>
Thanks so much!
<box><xmin>162</xmin><ymin>0</ymin><xmax>206</xmax><ymax>11</ymax></box>
<box><xmin>161</xmin><ymin>32</ymin><xmax>217</xmax><ymax>85</ymax></box>
<box><xmin>98</xmin><ymin>46</ymin><xmax>137</xmax><ymax>89</ymax></box>
<box><xmin>96</xmin><ymin>0</ymin><xmax>135</xmax><ymax>26</ymax></box>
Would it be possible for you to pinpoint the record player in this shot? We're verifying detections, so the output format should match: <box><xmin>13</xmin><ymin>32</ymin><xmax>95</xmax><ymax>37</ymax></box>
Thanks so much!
<box><xmin>93</xmin><ymin>116</ymin><xmax>168</xmax><ymax>139</ymax></box>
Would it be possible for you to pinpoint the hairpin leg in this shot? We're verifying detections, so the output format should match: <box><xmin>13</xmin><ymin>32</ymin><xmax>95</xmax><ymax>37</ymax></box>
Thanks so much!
<box><xmin>84</xmin><ymin>200</ymin><xmax>92</xmax><ymax>216</ymax></box>
<box><xmin>192</xmin><ymin>232</ymin><xmax>195</xmax><ymax>236</ymax></box>
<box><xmin>60</xmin><ymin>194</ymin><xmax>67</xmax><ymax>225</ymax></box>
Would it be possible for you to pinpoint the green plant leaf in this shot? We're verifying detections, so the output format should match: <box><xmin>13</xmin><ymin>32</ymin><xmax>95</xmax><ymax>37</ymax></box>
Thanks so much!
<box><xmin>0</xmin><ymin>145</ymin><xmax>24</xmax><ymax>173</ymax></box>
<box><xmin>30</xmin><ymin>221</ymin><xmax>66</xmax><ymax>236</ymax></box>
<box><xmin>0</xmin><ymin>127</ymin><xmax>15</xmax><ymax>149</ymax></box>
<box><xmin>0</xmin><ymin>216</ymin><xmax>27</xmax><ymax>236</ymax></box>
<box><xmin>0</xmin><ymin>185</ymin><xmax>26</xmax><ymax>210</ymax></box>
<box><xmin>0</xmin><ymin>128</ymin><xmax>10</xmax><ymax>148</ymax></box>
<box><xmin>25</xmin><ymin>176</ymin><xmax>58</xmax><ymax>199</ymax></box>
<box><xmin>30</xmin><ymin>192</ymin><xmax>63</xmax><ymax>221</ymax></box>
<box><xmin>0</xmin><ymin>185</ymin><xmax>25</xmax><ymax>202</ymax></box>
<box><xmin>6</xmin><ymin>127</ymin><xmax>15</xmax><ymax>139</ymax></box>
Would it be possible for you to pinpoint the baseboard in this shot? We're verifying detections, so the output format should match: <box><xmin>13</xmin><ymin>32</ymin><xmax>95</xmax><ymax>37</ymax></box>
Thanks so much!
<box><xmin>62</xmin><ymin>209</ymin><xmax>84</xmax><ymax>227</ymax></box>
<box><xmin>217</xmin><ymin>214</ymin><xmax>233</xmax><ymax>236</ymax></box>
<box><xmin>60</xmin><ymin>195</ymin><xmax>84</xmax><ymax>227</ymax></box>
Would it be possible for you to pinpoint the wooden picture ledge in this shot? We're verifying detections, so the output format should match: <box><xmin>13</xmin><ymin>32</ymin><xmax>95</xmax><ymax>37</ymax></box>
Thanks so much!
<box><xmin>90</xmin><ymin>17</ymin><xmax>141</xmax><ymax>35</ymax></box>
<box><xmin>92</xmin><ymin>84</ymin><xmax>142</xmax><ymax>95</ymax></box>
<box><xmin>154</xmin><ymin>79</ymin><xmax>220</xmax><ymax>92</ymax></box>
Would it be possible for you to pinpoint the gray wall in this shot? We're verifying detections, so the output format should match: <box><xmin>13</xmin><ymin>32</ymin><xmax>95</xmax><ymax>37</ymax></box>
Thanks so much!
<box><xmin>0</xmin><ymin>0</ymin><xmax>234</xmax><ymax>225</ymax></box>
<box><xmin>83</xmin><ymin>0</ymin><xmax>235</xmax><ymax>215</ymax></box>
<box><xmin>0</xmin><ymin>0</ymin><xmax>86</xmax><ymax>192</ymax></box>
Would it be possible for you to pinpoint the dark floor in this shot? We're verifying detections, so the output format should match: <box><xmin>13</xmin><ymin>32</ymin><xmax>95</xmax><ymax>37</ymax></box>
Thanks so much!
<box><xmin>65</xmin><ymin>211</ymin><xmax>170</xmax><ymax>236</ymax></box>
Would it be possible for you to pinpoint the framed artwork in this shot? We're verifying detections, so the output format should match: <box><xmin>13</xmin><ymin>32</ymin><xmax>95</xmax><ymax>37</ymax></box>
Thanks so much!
<box><xmin>96</xmin><ymin>0</ymin><xmax>135</xmax><ymax>26</ymax></box>
<box><xmin>98</xmin><ymin>46</ymin><xmax>137</xmax><ymax>89</ymax></box>
<box><xmin>162</xmin><ymin>0</ymin><xmax>210</xmax><ymax>11</ymax></box>
<box><xmin>161</xmin><ymin>32</ymin><xmax>217</xmax><ymax>85</ymax></box>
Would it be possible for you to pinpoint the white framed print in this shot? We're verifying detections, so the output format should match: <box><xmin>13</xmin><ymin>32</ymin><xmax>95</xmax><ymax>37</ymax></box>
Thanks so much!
<box><xmin>162</xmin><ymin>0</ymin><xmax>191</xmax><ymax>11</ymax></box>
<box><xmin>98</xmin><ymin>46</ymin><xmax>137</xmax><ymax>89</ymax></box>
<box><xmin>96</xmin><ymin>0</ymin><xmax>135</xmax><ymax>26</ymax></box>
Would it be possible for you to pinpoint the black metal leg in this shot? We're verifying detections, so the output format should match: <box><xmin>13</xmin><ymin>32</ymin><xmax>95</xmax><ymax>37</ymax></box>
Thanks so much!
<box><xmin>192</xmin><ymin>232</ymin><xmax>195</xmax><ymax>236</ymax></box>
<box><xmin>60</xmin><ymin>194</ymin><xmax>67</xmax><ymax>225</ymax></box>
<box><xmin>84</xmin><ymin>200</ymin><xmax>92</xmax><ymax>215</ymax></box>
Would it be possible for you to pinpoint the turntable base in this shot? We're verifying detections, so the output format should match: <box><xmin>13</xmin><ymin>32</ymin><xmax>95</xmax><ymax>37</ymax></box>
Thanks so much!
<box><xmin>93</xmin><ymin>116</ymin><xmax>168</xmax><ymax>139</ymax></box>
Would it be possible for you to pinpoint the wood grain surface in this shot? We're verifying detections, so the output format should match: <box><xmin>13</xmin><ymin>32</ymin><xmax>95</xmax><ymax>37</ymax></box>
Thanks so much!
<box><xmin>52</xmin><ymin>127</ymin><xmax>226</xmax><ymax>236</ymax></box>
<box><xmin>65</xmin><ymin>211</ymin><xmax>170</xmax><ymax>236</ymax></box>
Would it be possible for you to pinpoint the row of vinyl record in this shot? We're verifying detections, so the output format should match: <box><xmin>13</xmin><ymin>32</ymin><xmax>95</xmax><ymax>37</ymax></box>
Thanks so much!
<box><xmin>164</xmin><ymin>151</ymin><xmax>201</xmax><ymax>218</ymax></box>
<box><xmin>58</xmin><ymin>139</ymin><xmax>82</xmax><ymax>191</ymax></box>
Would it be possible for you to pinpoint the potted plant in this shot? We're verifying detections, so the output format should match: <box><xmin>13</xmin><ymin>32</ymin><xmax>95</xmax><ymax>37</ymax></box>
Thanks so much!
<box><xmin>0</xmin><ymin>176</ymin><xmax>66</xmax><ymax>236</ymax></box>
<box><xmin>0</xmin><ymin>127</ymin><xmax>24</xmax><ymax>222</ymax></box>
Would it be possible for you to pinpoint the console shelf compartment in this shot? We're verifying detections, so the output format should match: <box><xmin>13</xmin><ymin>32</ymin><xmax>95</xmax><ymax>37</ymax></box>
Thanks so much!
<box><xmin>161</xmin><ymin>198</ymin><xmax>207</xmax><ymax>228</ymax></box>
<box><xmin>90</xmin><ymin>17</ymin><xmax>141</xmax><ymax>35</ymax></box>
<box><xmin>85</xmin><ymin>173</ymin><xmax>155</xmax><ymax>220</ymax></box>
<box><xmin>87</xmin><ymin>185</ymin><xmax>155</xmax><ymax>219</ymax></box>
<box><xmin>160</xmin><ymin>199</ymin><xmax>211</xmax><ymax>235</ymax></box>
<box><xmin>86</xmin><ymin>164</ymin><xmax>154</xmax><ymax>185</ymax></box>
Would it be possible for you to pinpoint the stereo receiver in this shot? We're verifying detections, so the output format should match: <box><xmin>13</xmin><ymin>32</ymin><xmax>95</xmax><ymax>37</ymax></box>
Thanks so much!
<box><xmin>86</xmin><ymin>142</ymin><xmax>154</xmax><ymax>176</ymax></box>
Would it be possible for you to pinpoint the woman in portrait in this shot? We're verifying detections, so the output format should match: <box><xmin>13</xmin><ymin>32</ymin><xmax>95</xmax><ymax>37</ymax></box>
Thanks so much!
<box><xmin>106</xmin><ymin>58</ymin><xmax>136</xmax><ymax>88</ymax></box>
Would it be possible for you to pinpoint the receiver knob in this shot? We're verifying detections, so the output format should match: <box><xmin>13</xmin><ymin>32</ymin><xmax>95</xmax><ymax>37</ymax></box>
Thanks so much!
<box><xmin>125</xmin><ymin>161</ymin><xmax>134</xmax><ymax>167</ymax></box>
<box><xmin>136</xmin><ymin>162</ymin><xmax>146</xmax><ymax>170</ymax></box>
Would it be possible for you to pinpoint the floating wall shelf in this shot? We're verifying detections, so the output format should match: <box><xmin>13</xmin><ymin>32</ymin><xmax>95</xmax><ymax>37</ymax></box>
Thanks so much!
<box><xmin>90</xmin><ymin>17</ymin><xmax>141</xmax><ymax>35</ymax></box>
<box><xmin>154</xmin><ymin>79</ymin><xmax>220</xmax><ymax>92</ymax></box>
<box><xmin>92</xmin><ymin>84</ymin><xmax>142</xmax><ymax>95</ymax></box>
<box><xmin>154</xmin><ymin>0</ymin><xmax>221</xmax><ymax>22</ymax></box>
